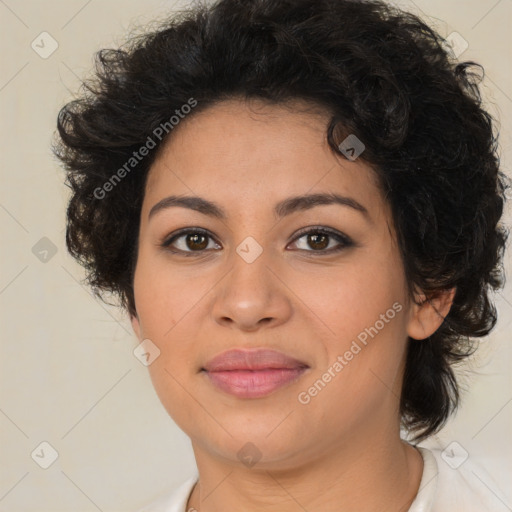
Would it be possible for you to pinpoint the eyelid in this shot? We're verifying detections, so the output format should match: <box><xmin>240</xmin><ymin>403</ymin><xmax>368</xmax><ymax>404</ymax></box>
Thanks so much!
<box><xmin>161</xmin><ymin>227</ymin><xmax>221</xmax><ymax>254</ymax></box>
<box><xmin>289</xmin><ymin>225</ymin><xmax>354</xmax><ymax>246</ymax></box>
<box><xmin>162</xmin><ymin>227</ymin><xmax>214</xmax><ymax>245</ymax></box>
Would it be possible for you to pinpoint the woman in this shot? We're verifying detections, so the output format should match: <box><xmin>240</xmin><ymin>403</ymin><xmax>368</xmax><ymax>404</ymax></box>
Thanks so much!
<box><xmin>54</xmin><ymin>0</ymin><xmax>508</xmax><ymax>510</ymax></box>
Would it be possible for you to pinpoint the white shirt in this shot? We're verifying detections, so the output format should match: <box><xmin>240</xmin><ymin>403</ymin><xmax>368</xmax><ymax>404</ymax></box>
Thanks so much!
<box><xmin>137</xmin><ymin>447</ymin><xmax>508</xmax><ymax>511</ymax></box>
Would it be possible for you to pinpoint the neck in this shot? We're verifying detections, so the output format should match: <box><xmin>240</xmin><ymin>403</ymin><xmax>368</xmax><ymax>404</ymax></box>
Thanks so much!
<box><xmin>186</xmin><ymin>429</ymin><xmax>423</xmax><ymax>512</ymax></box>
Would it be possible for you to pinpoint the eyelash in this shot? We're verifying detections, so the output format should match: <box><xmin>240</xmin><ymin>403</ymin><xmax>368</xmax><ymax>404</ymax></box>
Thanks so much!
<box><xmin>161</xmin><ymin>226</ymin><xmax>354</xmax><ymax>257</ymax></box>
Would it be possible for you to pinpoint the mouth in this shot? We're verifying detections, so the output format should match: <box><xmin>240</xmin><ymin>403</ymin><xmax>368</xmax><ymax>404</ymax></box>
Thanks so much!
<box><xmin>201</xmin><ymin>348</ymin><xmax>309</xmax><ymax>399</ymax></box>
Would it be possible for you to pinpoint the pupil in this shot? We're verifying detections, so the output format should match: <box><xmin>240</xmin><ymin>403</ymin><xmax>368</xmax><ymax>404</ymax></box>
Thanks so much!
<box><xmin>309</xmin><ymin>233</ymin><xmax>328</xmax><ymax>250</ymax></box>
<box><xmin>187</xmin><ymin>233</ymin><xmax>208</xmax><ymax>250</ymax></box>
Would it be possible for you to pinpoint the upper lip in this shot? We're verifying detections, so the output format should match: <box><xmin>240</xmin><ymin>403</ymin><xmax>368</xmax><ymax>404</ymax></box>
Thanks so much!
<box><xmin>202</xmin><ymin>348</ymin><xmax>309</xmax><ymax>372</ymax></box>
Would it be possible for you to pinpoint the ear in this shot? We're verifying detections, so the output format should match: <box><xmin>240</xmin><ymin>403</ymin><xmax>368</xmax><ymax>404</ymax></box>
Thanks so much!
<box><xmin>130</xmin><ymin>312</ymin><xmax>142</xmax><ymax>341</ymax></box>
<box><xmin>406</xmin><ymin>287</ymin><xmax>456</xmax><ymax>340</ymax></box>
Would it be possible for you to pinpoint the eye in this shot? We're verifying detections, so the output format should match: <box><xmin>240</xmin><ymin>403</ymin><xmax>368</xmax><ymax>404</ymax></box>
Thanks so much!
<box><xmin>288</xmin><ymin>226</ymin><xmax>354</xmax><ymax>254</ymax></box>
<box><xmin>161</xmin><ymin>228</ymin><xmax>221</xmax><ymax>256</ymax></box>
<box><xmin>161</xmin><ymin>226</ymin><xmax>354</xmax><ymax>257</ymax></box>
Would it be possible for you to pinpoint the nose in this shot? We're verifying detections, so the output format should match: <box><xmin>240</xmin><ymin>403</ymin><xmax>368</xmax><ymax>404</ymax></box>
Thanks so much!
<box><xmin>211</xmin><ymin>249</ymin><xmax>293</xmax><ymax>332</ymax></box>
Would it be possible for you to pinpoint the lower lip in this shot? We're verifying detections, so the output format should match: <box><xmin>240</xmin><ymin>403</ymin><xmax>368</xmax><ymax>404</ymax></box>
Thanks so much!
<box><xmin>204</xmin><ymin>368</ymin><xmax>308</xmax><ymax>398</ymax></box>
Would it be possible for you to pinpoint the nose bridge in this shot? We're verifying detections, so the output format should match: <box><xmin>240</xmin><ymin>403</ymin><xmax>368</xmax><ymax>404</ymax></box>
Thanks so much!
<box><xmin>227</xmin><ymin>236</ymin><xmax>274</xmax><ymax>302</ymax></box>
<box><xmin>211</xmin><ymin>235</ymin><xmax>291</xmax><ymax>330</ymax></box>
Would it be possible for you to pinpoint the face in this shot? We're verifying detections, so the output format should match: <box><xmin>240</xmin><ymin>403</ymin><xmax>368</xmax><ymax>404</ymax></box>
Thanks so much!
<box><xmin>131</xmin><ymin>98</ymin><xmax>444</xmax><ymax>469</ymax></box>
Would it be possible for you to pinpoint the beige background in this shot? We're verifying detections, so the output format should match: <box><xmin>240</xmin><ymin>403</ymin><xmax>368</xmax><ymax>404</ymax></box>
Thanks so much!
<box><xmin>0</xmin><ymin>0</ymin><xmax>511</xmax><ymax>510</ymax></box>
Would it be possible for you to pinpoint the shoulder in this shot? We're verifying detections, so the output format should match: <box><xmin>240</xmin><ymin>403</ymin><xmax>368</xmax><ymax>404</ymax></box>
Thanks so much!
<box><xmin>411</xmin><ymin>446</ymin><xmax>509</xmax><ymax>512</ymax></box>
<box><xmin>136</xmin><ymin>473</ymin><xmax>198</xmax><ymax>512</ymax></box>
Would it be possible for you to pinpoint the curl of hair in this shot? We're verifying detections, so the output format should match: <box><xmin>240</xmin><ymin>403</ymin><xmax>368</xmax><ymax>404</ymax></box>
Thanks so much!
<box><xmin>53</xmin><ymin>0</ymin><xmax>508</xmax><ymax>440</ymax></box>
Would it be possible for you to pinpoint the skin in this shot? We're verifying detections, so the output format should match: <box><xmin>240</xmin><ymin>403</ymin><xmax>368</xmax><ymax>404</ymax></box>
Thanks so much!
<box><xmin>130</xmin><ymin>98</ymin><xmax>454</xmax><ymax>512</ymax></box>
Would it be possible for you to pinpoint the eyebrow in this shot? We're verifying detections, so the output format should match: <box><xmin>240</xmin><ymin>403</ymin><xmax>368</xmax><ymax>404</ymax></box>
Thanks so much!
<box><xmin>148</xmin><ymin>192</ymin><xmax>369</xmax><ymax>221</ymax></box>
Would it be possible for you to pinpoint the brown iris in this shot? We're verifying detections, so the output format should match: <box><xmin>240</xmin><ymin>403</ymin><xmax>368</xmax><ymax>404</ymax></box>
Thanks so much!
<box><xmin>186</xmin><ymin>233</ymin><xmax>209</xmax><ymax>251</ymax></box>
<box><xmin>307</xmin><ymin>233</ymin><xmax>329</xmax><ymax>250</ymax></box>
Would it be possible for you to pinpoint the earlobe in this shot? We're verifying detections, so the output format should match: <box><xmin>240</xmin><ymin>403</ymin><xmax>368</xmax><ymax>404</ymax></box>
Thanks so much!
<box><xmin>406</xmin><ymin>287</ymin><xmax>456</xmax><ymax>340</ymax></box>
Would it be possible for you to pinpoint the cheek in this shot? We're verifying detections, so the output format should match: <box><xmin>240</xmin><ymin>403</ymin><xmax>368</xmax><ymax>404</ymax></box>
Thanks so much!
<box><xmin>132</xmin><ymin>256</ymin><xmax>202</xmax><ymax>426</ymax></box>
<box><xmin>295</xmin><ymin>249</ymin><xmax>407</xmax><ymax>346</ymax></box>
<box><xmin>132</xmin><ymin>250</ymin><xmax>203</xmax><ymax>339</ymax></box>
<box><xmin>293</xmin><ymin>277</ymin><xmax>408</xmax><ymax>436</ymax></box>
<box><xmin>297</xmin><ymin>249</ymin><xmax>409</xmax><ymax>391</ymax></box>
<box><xmin>132</xmin><ymin>249</ymin><xmax>210</xmax><ymax>370</ymax></box>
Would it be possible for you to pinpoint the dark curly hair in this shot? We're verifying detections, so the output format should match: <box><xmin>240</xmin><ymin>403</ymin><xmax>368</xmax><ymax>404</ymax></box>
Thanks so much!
<box><xmin>53</xmin><ymin>0</ymin><xmax>508</xmax><ymax>441</ymax></box>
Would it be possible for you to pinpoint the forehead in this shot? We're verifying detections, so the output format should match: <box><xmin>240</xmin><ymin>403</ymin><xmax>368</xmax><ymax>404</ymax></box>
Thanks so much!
<box><xmin>143</xmin><ymin>98</ymin><xmax>385</xmax><ymax>218</ymax></box>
